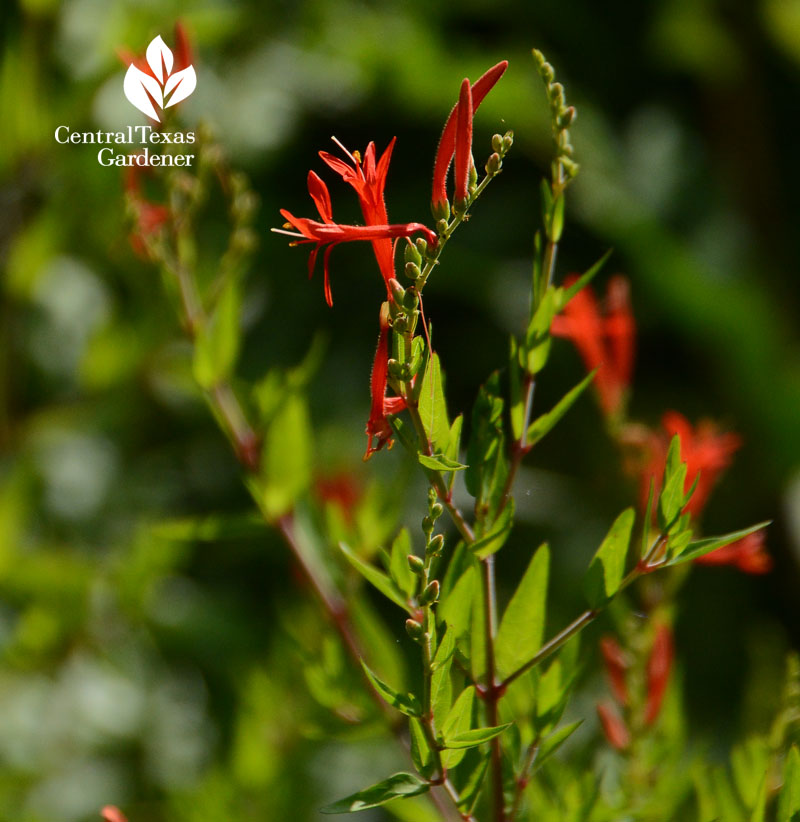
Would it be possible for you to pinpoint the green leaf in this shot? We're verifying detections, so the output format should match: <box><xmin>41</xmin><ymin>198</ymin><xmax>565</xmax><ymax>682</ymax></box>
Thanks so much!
<box><xmin>340</xmin><ymin>543</ymin><xmax>412</xmax><ymax>613</ymax></box>
<box><xmin>441</xmin><ymin>686</ymin><xmax>475</xmax><ymax>769</ymax></box>
<box><xmin>495</xmin><ymin>543</ymin><xmax>549</xmax><ymax>679</ymax></box>
<box><xmin>444</xmin><ymin>724</ymin><xmax>511</xmax><ymax>749</ymax></box>
<box><xmin>732</xmin><ymin>737</ymin><xmax>769</xmax><ymax>811</ymax></box>
<box><xmin>361</xmin><ymin>662</ymin><xmax>421</xmax><ymax>717</ymax></box>
<box><xmin>389</xmin><ymin>415</ymin><xmax>419</xmax><ymax>453</ymax></box>
<box><xmin>561</xmin><ymin>249</ymin><xmax>612</xmax><ymax>306</ymax></box>
<box><xmin>533</xmin><ymin>721</ymin><xmax>583</xmax><ymax>772</ymax></box>
<box><xmin>261</xmin><ymin>393</ymin><xmax>312</xmax><ymax>519</ymax></box>
<box><xmin>470</xmin><ymin>500</ymin><xmax>515</xmax><ymax>559</ymax></box>
<box><xmin>777</xmin><ymin>746</ymin><xmax>800</xmax><ymax>822</ymax></box>
<box><xmin>456</xmin><ymin>751</ymin><xmax>490</xmax><ymax>814</ymax></box>
<box><xmin>464</xmin><ymin>373</ymin><xmax>505</xmax><ymax>503</ymax></box>
<box><xmin>438</xmin><ymin>565</ymin><xmax>476</xmax><ymax>640</ymax></box>
<box><xmin>750</xmin><ymin>774</ymin><xmax>767</xmax><ymax>822</ymax></box>
<box><xmin>193</xmin><ymin>276</ymin><xmax>241</xmax><ymax>389</ymax></box>
<box><xmin>418</xmin><ymin>453</ymin><xmax>467</xmax><ymax>472</ymax></box>
<box><xmin>445</xmin><ymin>415</ymin><xmax>464</xmax><ymax>494</ymax></box>
<box><xmin>666</xmin><ymin>522</ymin><xmax>770</xmax><ymax>567</ymax></box>
<box><xmin>431</xmin><ymin>625</ymin><xmax>455</xmax><ymax>727</ymax></box>
<box><xmin>526</xmin><ymin>370</ymin><xmax>596</xmax><ymax>447</ymax></box>
<box><xmin>550</xmin><ymin>192</ymin><xmax>565</xmax><ymax>242</ymax></box>
<box><xmin>525</xmin><ymin>285</ymin><xmax>560</xmax><ymax>374</ymax></box>
<box><xmin>409</xmin><ymin>718</ymin><xmax>435</xmax><ymax>779</ymax></box>
<box><xmin>390</xmin><ymin>529</ymin><xmax>417</xmax><ymax>599</ymax></box>
<box><xmin>509</xmin><ymin>337</ymin><xmax>525</xmax><ymax>440</ymax></box>
<box><xmin>320</xmin><ymin>772</ymin><xmax>429</xmax><ymax>813</ymax></box>
<box><xmin>583</xmin><ymin>508</ymin><xmax>635</xmax><ymax>609</ymax></box>
<box><xmin>658</xmin><ymin>435</ymin><xmax>687</xmax><ymax>531</ymax></box>
<box><xmin>418</xmin><ymin>352</ymin><xmax>450</xmax><ymax>451</ymax></box>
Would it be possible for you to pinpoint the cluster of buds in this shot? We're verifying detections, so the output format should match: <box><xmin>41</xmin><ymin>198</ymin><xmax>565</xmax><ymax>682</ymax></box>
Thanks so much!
<box><xmin>405</xmin><ymin>488</ymin><xmax>445</xmax><ymax>643</ymax></box>
<box><xmin>596</xmin><ymin>622</ymin><xmax>675</xmax><ymax>751</ymax></box>
<box><xmin>532</xmin><ymin>48</ymin><xmax>578</xmax><ymax>181</ymax></box>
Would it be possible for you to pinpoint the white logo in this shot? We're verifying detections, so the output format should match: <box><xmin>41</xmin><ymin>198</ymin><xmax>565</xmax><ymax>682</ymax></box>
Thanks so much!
<box><xmin>123</xmin><ymin>35</ymin><xmax>196</xmax><ymax>123</ymax></box>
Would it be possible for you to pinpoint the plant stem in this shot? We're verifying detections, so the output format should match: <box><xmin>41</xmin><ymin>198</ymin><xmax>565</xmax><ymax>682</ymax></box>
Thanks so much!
<box><xmin>509</xmin><ymin>737</ymin><xmax>540</xmax><ymax>821</ymax></box>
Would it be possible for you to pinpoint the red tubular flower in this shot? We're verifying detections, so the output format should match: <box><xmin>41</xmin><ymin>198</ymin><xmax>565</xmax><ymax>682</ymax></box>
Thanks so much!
<box><xmin>551</xmin><ymin>275</ymin><xmax>635</xmax><ymax>418</ymax></box>
<box><xmin>596</xmin><ymin>701</ymin><xmax>630</xmax><ymax>751</ymax></box>
<box><xmin>276</xmin><ymin>140</ymin><xmax>436</xmax><ymax>306</ymax></box>
<box><xmin>431</xmin><ymin>61</ymin><xmax>508</xmax><ymax>217</ymax></box>
<box><xmin>454</xmin><ymin>78</ymin><xmax>473</xmax><ymax>206</ymax></box>
<box><xmin>124</xmin><ymin>163</ymin><xmax>170</xmax><ymax>257</ymax></box>
<box><xmin>364</xmin><ymin>304</ymin><xmax>407</xmax><ymax>460</ymax></box>
<box><xmin>600</xmin><ymin>635</ymin><xmax>629</xmax><ymax>706</ymax></box>
<box><xmin>694</xmin><ymin>530</ymin><xmax>772</xmax><ymax>574</ymax></box>
<box><xmin>315</xmin><ymin>472</ymin><xmax>361</xmax><ymax>525</ymax></box>
<box><xmin>101</xmin><ymin>807</ymin><xmax>128</xmax><ymax>822</ymax></box>
<box><xmin>644</xmin><ymin>623</ymin><xmax>674</xmax><ymax>725</ymax></box>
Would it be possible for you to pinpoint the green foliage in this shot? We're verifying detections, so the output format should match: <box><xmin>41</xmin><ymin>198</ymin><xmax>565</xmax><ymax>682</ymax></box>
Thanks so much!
<box><xmin>320</xmin><ymin>773</ymin><xmax>430</xmax><ymax>814</ymax></box>
<box><xmin>583</xmin><ymin>508</ymin><xmax>635</xmax><ymax>608</ymax></box>
<box><xmin>360</xmin><ymin>662</ymin><xmax>422</xmax><ymax>717</ymax></box>
<box><xmin>340</xmin><ymin>543</ymin><xmax>412</xmax><ymax>613</ymax></box>
<box><xmin>418</xmin><ymin>352</ymin><xmax>450</xmax><ymax>451</ymax></box>
<box><xmin>526</xmin><ymin>370</ymin><xmax>595</xmax><ymax>447</ymax></box>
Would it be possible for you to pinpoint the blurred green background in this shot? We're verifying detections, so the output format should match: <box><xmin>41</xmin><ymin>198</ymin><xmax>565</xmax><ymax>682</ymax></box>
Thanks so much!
<box><xmin>2</xmin><ymin>0</ymin><xmax>800</xmax><ymax>819</ymax></box>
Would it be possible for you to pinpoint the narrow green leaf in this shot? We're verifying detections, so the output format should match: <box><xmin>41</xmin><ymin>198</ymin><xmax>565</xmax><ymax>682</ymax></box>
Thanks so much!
<box><xmin>261</xmin><ymin>393</ymin><xmax>312</xmax><ymax>519</ymax></box>
<box><xmin>509</xmin><ymin>337</ymin><xmax>525</xmax><ymax>440</ymax></box>
<box><xmin>441</xmin><ymin>686</ymin><xmax>476</xmax><ymax>769</ymax></box>
<box><xmin>320</xmin><ymin>772</ymin><xmax>429</xmax><ymax>813</ymax></box>
<box><xmin>438</xmin><ymin>565</ymin><xmax>476</xmax><ymax>639</ymax></box>
<box><xmin>361</xmin><ymin>662</ymin><xmax>421</xmax><ymax>717</ymax></box>
<box><xmin>550</xmin><ymin>192</ymin><xmax>565</xmax><ymax>242</ymax></box>
<box><xmin>583</xmin><ymin>508</ymin><xmax>635</xmax><ymax>609</ymax></box>
<box><xmin>561</xmin><ymin>249</ymin><xmax>612</xmax><ymax>306</ymax></box>
<box><xmin>445</xmin><ymin>415</ymin><xmax>464</xmax><ymax>494</ymax></box>
<box><xmin>418</xmin><ymin>352</ymin><xmax>450</xmax><ymax>451</ymax></box>
<box><xmin>409</xmin><ymin>718</ymin><xmax>435</xmax><ymax>779</ymax></box>
<box><xmin>777</xmin><ymin>746</ymin><xmax>800</xmax><ymax>822</ymax></box>
<box><xmin>431</xmin><ymin>625</ymin><xmax>455</xmax><ymax>728</ymax></box>
<box><xmin>390</xmin><ymin>529</ymin><xmax>417</xmax><ymax>599</ymax></box>
<box><xmin>641</xmin><ymin>477</ymin><xmax>656</xmax><ymax>559</ymax></box>
<box><xmin>533</xmin><ymin>721</ymin><xmax>583</xmax><ymax>771</ymax></box>
<box><xmin>445</xmin><ymin>724</ymin><xmax>511</xmax><ymax>749</ymax></box>
<box><xmin>750</xmin><ymin>774</ymin><xmax>767</xmax><ymax>822</ymax></box>
<box><xmin>470</xmin><ymin>500</ymin><xmax>515</xmax><ymax>559</ymax></box>
<box><xmin>193</xmin><ymin>276</ymin><xmax>241</xmax><ymax>389</ymax></box>
<box><xmin>666</xmin><ymin>522</ymin><xmax>770</xmax><ymax>567</ymax></box>
<box><xmin>340</xmin><ymin>543</ymin><xmax>411</xmax><ymax>613</ymax></box>
<box><xmin>495</xmin><ymin>543</ymin><xmax>549</xmax><ymax>679</ymax></box>
<box><xmin>525</xmin><ymin>286</ymin><xmax>560</xmax><ymax>374</ymax></box>
<box><xmin>456</xmin><ymin>751</ymin><xmax>490</xmax><ymax>814</ymax></box>
<box><xmin>658</xmin><ymin>460</ymin><xmax>688</xmax><ymax>532</ymax></box>
<box><xmin>526</xmin><ymin>370</ymin><xmax>596</xmax><ymax>447</ymax></box>
<box><xmin>418</xmin><ymin>453</ymin><xmax>467</xmax><ymax>472</ymax></box>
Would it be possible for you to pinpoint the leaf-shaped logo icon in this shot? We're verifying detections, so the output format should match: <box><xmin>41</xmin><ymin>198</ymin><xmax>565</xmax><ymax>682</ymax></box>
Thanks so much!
<box><xmin>123</xmin><ymin>35</ymin><xmax>196</xmax><ymax>122</ymax></box>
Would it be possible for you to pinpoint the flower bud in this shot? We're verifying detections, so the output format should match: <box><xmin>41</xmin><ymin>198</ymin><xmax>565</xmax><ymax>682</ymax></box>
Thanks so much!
<box><xmin>419</xmin><ymin>579</ymin><xmax>440</xmax><ymax>606</ymax></box>
<box><xmin>405</xmin><ymin>618</ymin><xmax>424</xmax><ymax>641</ymax></box>
<box><xmin>415</xmin><ymin>237</ymin><xmax>428</xmax><ymax>257</ymax></box>
<box><xmin>422</xmin><ymin>516</ymin><xmax>434</xmax><ymax>535</ymax></box>
<box><xmin>436</xmin><ymin>218</ymin><xmax>449</xmax><ymax>235</ymax></box>
<box><xmin>558</xmin><ymin>106</ymin><xmax>576</xmax><ymax>129</ymax></box>
<box><xmin>388</xmin><ymin>278</ymin><xmax>406</xmax><ymax>305</ymax></box>
<box><xmin>407</xmin><ymin>554</ymin><xmax>425</xmax><ymax>575</ymax></box>
<box><xmin>427</xmin><ymin>534</ymin><xmax>444</xmax><ymax>556</ymax></box>
<box><xmin>393</xmin><ymin>315</ymin><xmax>408</xmax><ymax>333</ymax></box>
<box><xmin>561</xmin><ymin>157</ymin><xmax>579</xmax><ymax>178</ymax></box>
<box><xmin>404</xmin><ymin>240</ymin><xmax>422</xmax><ymax>267</ymax></box>
<box><xmin>404</xmin><ymin>261</ymin><xmax>422</xmax><ymax>281</ymax></box>
<box><xmin>388</xmin><ymin>359</ymin><xmax>410</xmax><ymax>381</ymax></box>
<box><xmin>486</xmin><ymin>153</ymin><xmax>502</xmax><ymax>175</ymax></box>
<box><xmin>430</xmin><ymin>502</ymin><xmax>443</xmax><ymax>519</ymax></box>
<box><xmin>596</xmin><ymin>702</ymin><xmax>630</xmax><ymax>751</ymax></box>
<box><xmin>502</xmin><ymin>131</ymin><xmax>514</xmax><ymax>152</ymax></box>
<box><xmin>491</xmin><ymin>133</ymin><xmax>504</xmax><ymax>153</ymax></box>
<box><xmin>403</xmin><ymin>288</ymin><xmax>419</xmax><ymax>311</ymax></box>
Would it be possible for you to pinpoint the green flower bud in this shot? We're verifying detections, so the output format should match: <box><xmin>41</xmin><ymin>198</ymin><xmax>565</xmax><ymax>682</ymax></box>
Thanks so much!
<box><xmin>403</xmin><ymin>288</ymin><xmax>419</xmax><ymax>311</ymax></box>
<box><xmin>415</xmin><ymin>237</ymin><xmax>428</xmax><ymax>257</ymax></box>
<box><xmin>388</xmin><ymin>278</ymin><xmax>406</xmax><ymax>305</ymax></box>
<box><xmin>404</xmin><ymin>261</ymin><xmax>422</xmax><ymax>281</ymax></box>
<box><xmin>426</xmin><ymin>534</ymin><xmax>444</xmax><ymax>556</ymax></box>
<box><xmin>393</xmin><ymin>315</ymin><xmax>408</xmax><ymax>333</ymax></box>
<box><xmin>407</xmin><ymin>554</ymin><xmax>425</xmax><ymax>575</ymax></box>
<box><xmin>486</xmin><ymin>152</ymin><xmax>502</xmax><ymax>175</ymax></box>
<box><xmin>558</xmin><ymin>106</ymin><xmax>576</xmax><ymax>129</ymax></box>
<box><xmin>502</xmin><ymin>131</ymin><xmax>514</xmax><ymax>152</ymax></box>
<box><xmin>404</xmin><ymin>240</ymin><xmax>422</xmax><ymax>267</ymax></box>
<box><xmin>419</xmin><ymin>580</ymin><xmax>440</xmax><ymax>606</ymax></box>
<box><xmin>388</xmin><ymin>359</ymin><xmax>410</xmax><ymax>381</ymax></box>
<box><xmin>436</xmin><ymin>218</ymin><xmax>449</xmax><ymax>235</ymax></box>
<box><xmin>405</xmin><ymin>618</ymin><xmax>424</xmax><ymax>641</ymax></box>
<box><xmin>492</xmin><ymin>133</ymin><xmax>504</xmax><ymax>154</ymax></box>
<box><xmin>430</xmin><ymin>502</ymin><xmax>444</xmax><ymax>520</ymax></box>
<box><xmin>422</xmin><ymin>516</ymin><xmax>434</xmax><ymax>535</ymax></box>
<box><xmin>561</xmin><ymin>157</ymin><xmax>580</xmax><ymax>178</ymax></box>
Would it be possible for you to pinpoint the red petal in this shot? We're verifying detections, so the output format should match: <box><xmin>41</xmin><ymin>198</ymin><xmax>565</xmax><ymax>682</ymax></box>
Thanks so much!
<box><xmin>322</xmin><ymin>244</ymin><xmax>336</xmax><ymax>307</ymax></box>
<box><xmin>307</xmin><ymin>171</ymin><xmax>333</xmax><ymax>223</ymax></box>
<box><xmin>454</xmin><ymin>78</ymin><xmax>473</xmax><ymax>204</ymax></box>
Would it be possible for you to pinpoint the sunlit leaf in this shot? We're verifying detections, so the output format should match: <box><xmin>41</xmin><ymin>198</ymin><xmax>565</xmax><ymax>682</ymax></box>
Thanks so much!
<box><xmin>583</xmin><ymin>508</ymin><xmax>635</xmax><ymax>609</ymax></box>
<box><xmin>320</xmin><ymin>772</ymin><xmax>429</xmax><ymax>813</ymax></box>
